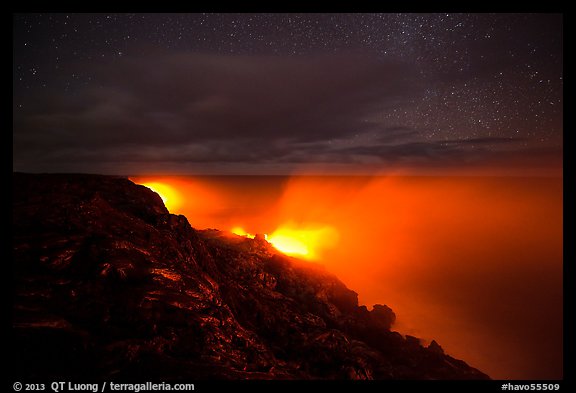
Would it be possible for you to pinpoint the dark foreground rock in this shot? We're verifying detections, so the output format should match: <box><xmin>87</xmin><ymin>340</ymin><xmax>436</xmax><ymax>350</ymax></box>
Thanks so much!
<box><xmin>11</xmin><ymin>173</ymin><xmax>490</xmax><ymax>380</ymax></box>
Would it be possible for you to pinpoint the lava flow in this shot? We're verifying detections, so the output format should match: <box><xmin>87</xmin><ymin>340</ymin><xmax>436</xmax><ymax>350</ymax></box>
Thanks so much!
<box><xmin>139</xmin><ymin>181</ymin><xmax>182</xmax><ymax>211</ymax></box>
<box><xmin>232</xmin><ymin>224</ymin><xmax>339</xmax><ymax>260</ymax></box>
<box><xmin>135</xmin><ymin>178</ymin><xmax>339</xmax><ymax>260</ymax></box>
<box><xmin>231</xmin><ymin>227</ymin><xmax>257</xmax><ymax>240</ymax></box>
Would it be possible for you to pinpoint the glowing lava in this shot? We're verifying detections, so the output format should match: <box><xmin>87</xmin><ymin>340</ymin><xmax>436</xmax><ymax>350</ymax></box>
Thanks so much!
<box><xmin>233</xmin><ymin>223</ymin><xmax>338</xmax><ymax>260</ymax></box>
<box><xmin>267</xmin><ymin>229</ymin><xmax>310</xmax><ymax>257</ymax></box>
<box><xmin>139</xmin><ymin>182</ymin><xmax>182</xmax><ymax>211</ymax></box>
<box><xmin>231</xmin><ymin>227</ymin><xmax>256</xmax><ymax>239</ymax></box>
<box><xmin>269</xmin><ymin>225</ymin><xmax>338</xmax><ymax>259</ymax></box>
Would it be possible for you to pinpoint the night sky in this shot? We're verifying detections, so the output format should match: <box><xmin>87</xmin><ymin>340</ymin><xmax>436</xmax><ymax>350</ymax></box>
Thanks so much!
<box><xmin>13</xmin><ymin>13</ymin><xmax>563</xmax><ymax>175</ymax></box>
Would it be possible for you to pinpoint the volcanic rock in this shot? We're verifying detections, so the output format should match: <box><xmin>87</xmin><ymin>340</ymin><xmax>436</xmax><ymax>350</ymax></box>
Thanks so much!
<box><xmin>428</xmin><ymin>340</ymin><xmax>445</xmax><ymax>355</ymax></box>
<box><xmin>11</xmin><ymin>173</ymin><xmax>490</xmax><ymax>380</ymax></box>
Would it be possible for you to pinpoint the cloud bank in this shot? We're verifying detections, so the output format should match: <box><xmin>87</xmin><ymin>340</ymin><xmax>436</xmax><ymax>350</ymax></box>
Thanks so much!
<box><xmin>13</xmin><ymin>52</ymin><xmax>558</xmax><ymax>175</ymax></box>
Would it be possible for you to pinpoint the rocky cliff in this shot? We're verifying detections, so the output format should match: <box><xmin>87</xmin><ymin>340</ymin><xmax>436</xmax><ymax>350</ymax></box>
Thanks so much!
<box><xmin>11</xmin><ymin>173</ymin><xmax>489</xmax><ymax>380</ymax></box>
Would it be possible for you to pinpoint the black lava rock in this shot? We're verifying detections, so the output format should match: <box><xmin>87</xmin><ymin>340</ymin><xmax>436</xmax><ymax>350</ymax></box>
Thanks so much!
<box><xmin>11</xmin><ymin>173</ymin><xmax>490</xmax><ymax>380</ymax></box>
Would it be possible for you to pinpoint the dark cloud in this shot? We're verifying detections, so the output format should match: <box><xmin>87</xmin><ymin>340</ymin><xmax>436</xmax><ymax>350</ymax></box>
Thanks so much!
<box><xmin>310</xmin><ymin>137</ymin><xmax>528</xmax><ymax>166</ymax></box>
<box><xmin>13</xmin><ymin>50</ymin><xmax>560</xmax><ymax>175</ymax></box>
<box><xmin>440</xmin><ymin>137</ymin><xmax>523</xmax><ymax>145</ymax></box>
<box><xmin>14</xmin><ymin>52</ymin><xmax>420</xmax><ymax>168</ymax></box>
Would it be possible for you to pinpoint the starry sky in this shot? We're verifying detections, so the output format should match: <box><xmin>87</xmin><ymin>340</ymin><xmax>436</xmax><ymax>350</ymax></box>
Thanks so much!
<box><xmin>13</xmin><ymin>13</ymin><xmax>563</xmax><ymax>175</ymax></box>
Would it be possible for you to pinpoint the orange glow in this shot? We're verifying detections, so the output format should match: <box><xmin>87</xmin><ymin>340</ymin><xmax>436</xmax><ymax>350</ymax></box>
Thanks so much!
<box><xmin>231</xmin><ymin>226</ymin><xmax>256</xmax><ymax>239</ymax></box>
<box><xmin>129</xmin><ymin>174</ymin><xmax>562</xmax><ymax>379</ymax></box>
<box><xmin>232</xmin><ymin>223</ymin><xmax>338</xmax><ymax>260</ymax></box>
<box><xmin>130</xmin><ymin>176</ymin><xmax>229</xmax><ymax>223</ymax></box>
<box><xmin>268</xmin><ymin>230</ymin><xmax>308</xmax><ymax>257</ymax></box>
<box><xmin>138</xmin><ymin>181</ymin><xmax>182</xmax><ymax>212</ymax></box>
<box><xmin>267</xmin><ymin>224</ymin><xmax>338</xmax><ymax>260</ymax></box>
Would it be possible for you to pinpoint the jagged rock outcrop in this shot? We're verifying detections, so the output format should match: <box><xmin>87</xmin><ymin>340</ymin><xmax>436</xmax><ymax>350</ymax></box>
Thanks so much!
<box><xmin>11</xmin><ymin>173</ymin><xmax>490</xmax><ymax>380</ymax></box>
